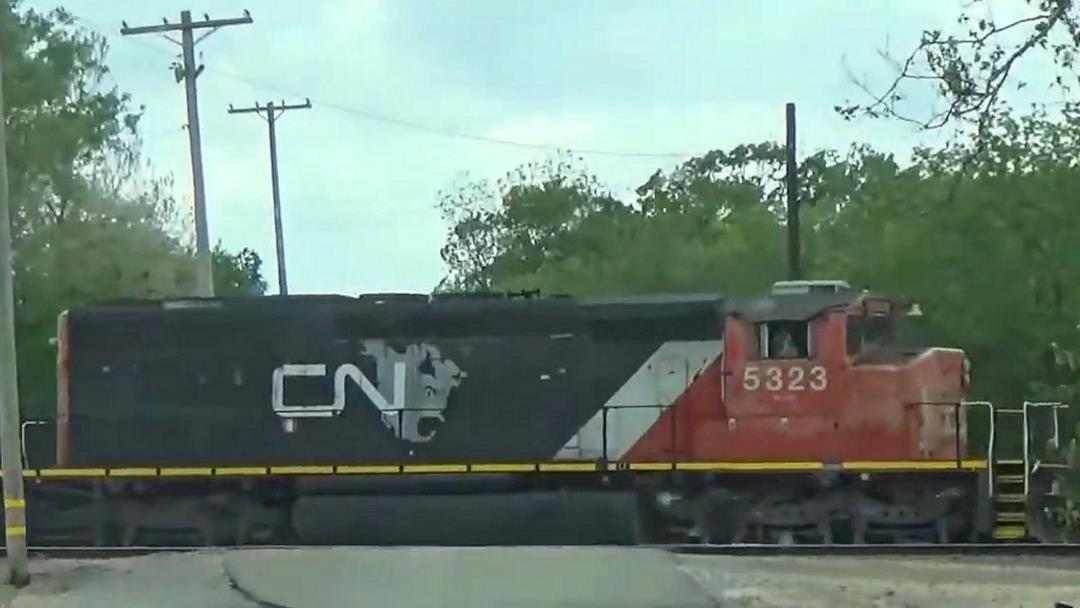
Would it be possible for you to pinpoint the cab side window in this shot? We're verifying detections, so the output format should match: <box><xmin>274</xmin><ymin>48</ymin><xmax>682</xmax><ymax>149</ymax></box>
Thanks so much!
<box><xmin>846</xmin><ymin>314</ymin><xmax>894</xmax><ymax>358</ymax></box>
<box><xmin>846</xmin><ymin>315</ymin><xmax>864</xmax><ymax>356</ymax></box>
<box><xmin>756</xmin><ymin>320</ymin><xmax>810</xmax><ymax>359</ymax></box>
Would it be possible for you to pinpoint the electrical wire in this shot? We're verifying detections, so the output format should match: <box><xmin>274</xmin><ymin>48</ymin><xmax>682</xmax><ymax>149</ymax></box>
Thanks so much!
<box><xmin>70</xmin><ymin>12</ymin><xmax>699</xmax><ymax>160</ymax></box>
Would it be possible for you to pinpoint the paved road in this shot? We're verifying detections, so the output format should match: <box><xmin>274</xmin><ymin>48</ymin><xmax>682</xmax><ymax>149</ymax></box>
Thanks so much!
<box><xmin>1</xmin><ymin>548</ymin><xmax>717</xmax><ymax>608</ymax></box>
<box><xmin>1</xmin><ymin>554</ymin><xmax>252</xmax><ymax>608</ymax></box>
<box><xmin>225</xmin><ymin>546</ymin><xmax>715</xmax><ymax>608</ymax></box>
<box><xmin>4</xmin><ymin>546</ymin><xmax>1080</xmax><ymax>607</ymax></box>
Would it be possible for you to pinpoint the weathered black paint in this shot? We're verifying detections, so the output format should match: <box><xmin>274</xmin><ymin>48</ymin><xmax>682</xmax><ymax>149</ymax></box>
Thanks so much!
<box><xmin>64</xmin><ymin>294</ymin><xmax>725</xmax><ymax>467</ymax></box>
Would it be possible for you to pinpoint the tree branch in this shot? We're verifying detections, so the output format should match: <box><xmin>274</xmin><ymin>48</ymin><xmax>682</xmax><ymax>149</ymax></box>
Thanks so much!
<box><xmin>839</xmin><ymin>0</ymin><xmax>1075</xmax><ymax>131</ymax></box>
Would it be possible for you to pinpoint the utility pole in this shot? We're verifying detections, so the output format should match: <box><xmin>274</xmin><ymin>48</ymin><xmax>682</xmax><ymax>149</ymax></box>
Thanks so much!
<box><xmin>0</xmin><ymin>3</ymin><xmax>31</xmax><ymax>585</ymax></box>
<box><xmin>121</xmin><ymin>10</ymin><xmax>254</xmax><ymax>297</ymax></box>
<box><xmin>228</xmin><ymin>99</ymin><xmax>311</xmax><ymax>295</ymax></box>
<box><xmin>785</xmin><ymin>102</ymin><xmax>802</xmax><ymax>280</ymax></box>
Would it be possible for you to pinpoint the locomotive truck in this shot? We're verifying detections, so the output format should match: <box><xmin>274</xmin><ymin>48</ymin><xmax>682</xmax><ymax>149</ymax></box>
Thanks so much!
<box><xmin>10</xmin><ymin>279</ymin><xmax>1029</xmax><ymax>546</ymax></box>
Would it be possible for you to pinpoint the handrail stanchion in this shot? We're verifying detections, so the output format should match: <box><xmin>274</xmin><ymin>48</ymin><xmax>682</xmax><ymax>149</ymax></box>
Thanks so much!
<box><xmin>670</xmin><ymin>402</ymin><xmax>677</xmax><ymax>466</ymax></box>
<box><xmin>602</xmin><ymin>406</ymin><xmax>608</xmax><ymax>464</ymax></box>
<box><xmin>1022</xmin><ymin>401</ymin><xmax>1030</xmax><ymax>497</ymax></box>
<box><xmin>911</xmin><ymin>401</ymin><xmax>975</xmax><ymax>471</ymax></box>
<box><xmin>962</xmin><ymin>401</ymin><xmax>994</xmax><ymax>497</ymax></box>
<box><xmin>20</xmin><ymin>420</ymin><xmax>47</xmax><ymax>469</ymax></box>
<box><xmin>1023</xmin><ymin>401</ymin><xmax>1066</xmax><ymax>496</ymax></box>
<box><xmin>954</xmin><ymin>401</ymin><xmax>961</xmax><ymax>470</ymax></box>
<box><xmin>1053</xmin><ymin>405</ymin><xmax>1060</xmax><ymax>450</ymax></box>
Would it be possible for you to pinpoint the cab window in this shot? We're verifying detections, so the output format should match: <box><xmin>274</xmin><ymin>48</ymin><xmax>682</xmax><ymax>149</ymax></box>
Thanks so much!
<box><xmin>846</xmin><ymin>314</ymin><xmax>895</xmax><ymax>357</ymax></box>
<box><xmin>756</xmin><ymin>320</ymin><xmax>810</xmax><ymax>359</ymax></box>
<box><xmin>846</xmin><ymin>298</ymin><xmax>898</xmax><ymax>358</ymax></box>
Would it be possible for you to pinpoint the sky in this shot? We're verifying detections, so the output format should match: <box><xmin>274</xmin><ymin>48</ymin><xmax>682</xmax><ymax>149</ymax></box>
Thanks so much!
<box><xmin>19</xmin><ymin>0</ymin><xmax>1042</xmax><ymax>295</ymax></box>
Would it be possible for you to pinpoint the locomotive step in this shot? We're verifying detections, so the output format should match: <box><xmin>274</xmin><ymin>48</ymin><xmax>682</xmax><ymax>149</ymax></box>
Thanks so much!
<box><xmin>994</xmin><ymin>494</ymin><xmax>1027</xmax><ymax>504</ymax></box>
<box><xmin>992</xmin><ymin>525</ymin><xmax>1027</xmax><ymax>541</ymax></box>
<box><xmin>995</xmin><ymin>512</ymin><xmax>1027</xmax><ymax>523</ymax></box>
<box><xmin>993</xmin><ymin>459</ymin><xmax>1026</xmax><ymax>466</ymax></box>
<box><xmin>995</xmin><ymin>474</ymin><xmax>1026</xmax><ymax>483</ymax></box>
<box><xmin>993</xmin><ymin>501</ymin><xmax>1026</xmax><ymax>511</ymax></box>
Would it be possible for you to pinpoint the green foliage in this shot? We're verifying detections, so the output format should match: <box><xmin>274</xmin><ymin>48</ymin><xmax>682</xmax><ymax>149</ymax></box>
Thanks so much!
<box><xmin>1</xmin><ymin>3</ymin><xmax>143</xmax><ymax>234</ymax></box>
<box><xmin>437</xmin><ymin>153</ymin><xmax>628</xmax><ymax>292</ymax></box>
<box><xmin>2</xmin><ymin>5</ymin><xmax>266</xmax><ymax>418</ymax></box>
<box><xmin>436</xmin><ymin>108</ymin><xmax>1080</xmax><ymax>414</ymax></box>
<box><xmin>816</xmin><ymin>109</ymin><xmax>1080</xmax><ymax>407</ymax></box>
<box><xmin>437</xmin><ymin>149</ymin><xmax>787</xmax><ymax>297</ymax></box>
<box><xmin>213</xmin><ymin>244</ymin><xmax>268</xmax><ymax>296</ymax></box>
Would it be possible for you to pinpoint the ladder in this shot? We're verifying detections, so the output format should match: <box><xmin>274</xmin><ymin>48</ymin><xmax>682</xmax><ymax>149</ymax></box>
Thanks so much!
<box><xmin>990</xmin><ymin>407</ymin><xmax>1028</xmax><ymax>541</ymax></box>
<box><xmin>986</xmin><ymin>401</ymin><xmax>1070</xmax><ymax>541</ymax></box>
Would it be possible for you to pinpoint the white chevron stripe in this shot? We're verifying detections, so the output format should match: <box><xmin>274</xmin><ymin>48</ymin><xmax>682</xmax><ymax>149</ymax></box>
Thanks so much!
<box><xmin>555</xmin><ymin>340</ymin><xmax>723</xmax><ymax>460</ymax></box>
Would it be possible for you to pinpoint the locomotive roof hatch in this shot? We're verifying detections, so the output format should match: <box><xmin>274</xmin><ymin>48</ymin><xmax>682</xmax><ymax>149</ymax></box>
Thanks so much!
<box><xmin>769</xmin><ymin>279</ymin><xmax>851</xmax><ymax>295</ymax></box>
<box><xmin>729</xmin><ymin>280</ymin><xmax>921</xmax><ymax>323</ymax></box>
<box><xmin>725</xmin><ymin>290</ymin><xmax>858</xmax><ymax>323</ymax></box>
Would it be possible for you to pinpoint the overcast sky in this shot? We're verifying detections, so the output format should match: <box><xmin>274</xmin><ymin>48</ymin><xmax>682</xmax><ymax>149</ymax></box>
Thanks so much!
<box><xmin>21</xmin><ymin>0</ymin><xmax>1026</xmax><ymax>295</ymax></box>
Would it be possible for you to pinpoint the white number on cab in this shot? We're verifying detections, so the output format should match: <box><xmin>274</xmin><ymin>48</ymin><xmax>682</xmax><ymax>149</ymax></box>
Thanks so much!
<box><xmin>742</xmin><ymin>365</ymin><xmax>827</xmax><ymax>391</ymax></box>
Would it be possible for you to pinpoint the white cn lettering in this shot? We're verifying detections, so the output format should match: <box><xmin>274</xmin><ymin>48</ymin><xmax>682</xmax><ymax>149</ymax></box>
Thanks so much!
<box><xmin>272</xmin><ymin>362</ymin><xmax>407</xmax><ymax>419</ymax></box>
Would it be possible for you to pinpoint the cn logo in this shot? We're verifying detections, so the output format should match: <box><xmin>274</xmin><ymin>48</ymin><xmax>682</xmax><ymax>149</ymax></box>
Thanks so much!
<box><xmin>271</xmin><ymin>341</ymin><xmax>466</xmax><ymax>443</ymax></box>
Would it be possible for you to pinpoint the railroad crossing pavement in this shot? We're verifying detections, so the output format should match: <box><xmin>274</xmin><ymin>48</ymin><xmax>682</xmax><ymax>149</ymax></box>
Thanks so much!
<box><xmin>2</xmin><ymin>546</ymin><xmax>1080</xmax><ymax>607</ymax></box>
<box><xmin>224</xmin><ymin>546</ymin><xmax>717</xmax><ymax>607</ymax></box>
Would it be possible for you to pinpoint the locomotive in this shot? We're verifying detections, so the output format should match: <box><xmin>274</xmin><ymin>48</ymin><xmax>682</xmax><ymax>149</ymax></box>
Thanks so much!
<box><xmin>12</xmin><ymin>279</ymin><xmax>1000</xmax><ymax>546</ymax></box>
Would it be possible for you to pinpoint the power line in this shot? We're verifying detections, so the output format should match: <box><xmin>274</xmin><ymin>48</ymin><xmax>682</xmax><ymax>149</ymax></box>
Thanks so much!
<box><xmin>73</xmin><ymin>13</ymin><xmax>698</xmax><ymax>160</ymax></box>
<box><xmin>208</xmin><ymin>64</ymin><xmax>696</xmax><ymax>159</ymax></box>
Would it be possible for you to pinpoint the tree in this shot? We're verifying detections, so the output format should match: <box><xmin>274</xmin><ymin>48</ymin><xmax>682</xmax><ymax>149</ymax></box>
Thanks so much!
<box><xmin>839</xmin><ymin>0</ymin><xmax>1078</xmax><ymax>133</ymax></box>
<box><xmin>436</xmin><ymin>153</ymin><xmax>628</xmax><ymax>292</ymax></box>
<box><xmin>437</xmin><ymin>110</ymin><xmax>1080</xmax><ymax>413</ymax></box>
<box><xmin>1</xmin><ymin>3</ymin><xmax>143</xmax><ymax>235</ymax></box>
<box><xmin>2</xmin><ymin>4</ymin><xmax>266</xmax><ymax>418</ymax></box>
<box><xmin>838</xmin><ymin>1</ymin><xmax>1080</xmax><ymax>506</ymax></box>
<box><xmin>438</xmin><ymin>145</ymin><xmax>798</xmax><ymax>297</ymax></box>
<box><xmin>213</xmin><ymin>244</ymin><xmax>267</xmax><ymax>296</ymax></box>
<box><xmin>816</xmin><ymin>111</ymin><xmax>1080</xmax><ymax>410</ymax></box>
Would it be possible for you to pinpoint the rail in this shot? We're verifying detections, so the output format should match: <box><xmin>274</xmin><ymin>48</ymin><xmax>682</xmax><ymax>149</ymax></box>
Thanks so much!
<box><xmin>26</xmin><ymin>404</ymin><xmax>990</xmax><ymax>476</ymax></box>
<box><xmin>665</xmin><ymin>542</ymin><xmax>1080</xmax><ymax>557</ymax></box>
<box><xmin>601</xmin><ymin>404</ymin><xmax>672</xmax><ymax>464</ymax></box>
<box><xmin>964</xmin><ymin>400</ymin><xmax>1072</xmax><ymax>498</ymax></box>
<box><xmin>20</xmin><ymin>420</ymin><xmax>48</xmax><ymax>469</ymax></box>
<box><xmin>5</xmin><ymin>543</ymin><xmax>1080</xmax><ymax>559</ymax></box>
<box><xmin>1025</xmin><ymin>401</ymin><xmax>1070</xmax><ymax>451</ymax></box>
<box><xmin>1023</xmin><ymin>401</ymin><xmax>1070</xmax><ymax>496</ymax></box>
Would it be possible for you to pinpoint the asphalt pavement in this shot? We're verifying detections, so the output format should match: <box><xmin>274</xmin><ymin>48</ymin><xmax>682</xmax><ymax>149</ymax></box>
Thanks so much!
<box><xmin>4</xmin><ymin>546</ymin><xmax>1080</xmax><ymax>607</ymax></box>
<box><xmin>2</xmin><ymin>547</ymin><xmax>717</xmax><ymax>608</ymax></box>
<box><xmin>226</xmin><ymin>546</ymin><xmax>716</xmax><ymax>607</ymax></box>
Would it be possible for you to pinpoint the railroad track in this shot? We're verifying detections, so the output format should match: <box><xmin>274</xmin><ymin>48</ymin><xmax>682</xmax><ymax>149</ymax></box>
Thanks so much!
<box><xmin>5</xmin><ymin>543</ymin><xmax>1080</xmax><ymax>559</ymax></box>
<box><xmin>663</xmin><ymin>542</ymin><xmax>1080</xmax><ymax>557</ymax></box>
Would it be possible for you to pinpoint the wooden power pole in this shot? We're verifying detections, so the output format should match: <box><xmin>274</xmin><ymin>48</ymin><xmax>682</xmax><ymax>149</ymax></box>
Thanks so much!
<box><xmin>228</xmin><ymin>99</ymin><xmax>311</xmax><ymax>295</ymax></box>
<box><xmin>0</xmin><ymin>3</ymin><xmax>30</xmax><ymax>585</ymax></box>
<box><xmin>121</xmin><ymin>10</ymin><xmax>254</xmax><ymax>297</ymax></box>
<box><xmin>785</xmin><ymin>102</ymin><xmax>802</xmax><ymax>280</ymax></box>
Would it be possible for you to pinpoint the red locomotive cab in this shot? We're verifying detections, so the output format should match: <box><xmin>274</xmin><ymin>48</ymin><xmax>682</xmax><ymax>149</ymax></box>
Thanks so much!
<box><xmin>708</xmin><ymin>282</ymin><xmax>967</xmax><ymax>464</ymax></box>
<box><xmin>838</xmin><ymin>295</ymin><xmax>968</xmax><ymax>462</ymax></box>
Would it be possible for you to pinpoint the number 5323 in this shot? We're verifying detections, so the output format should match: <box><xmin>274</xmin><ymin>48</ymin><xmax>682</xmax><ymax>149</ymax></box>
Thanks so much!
<box><xmin>742</xmin><ymin>365</ymin><xmax>827</xmax><ymax>391</ymax></box>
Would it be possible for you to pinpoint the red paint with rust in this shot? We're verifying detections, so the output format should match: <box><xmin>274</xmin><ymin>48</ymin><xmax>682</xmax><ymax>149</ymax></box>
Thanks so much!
<box><xmin>623</xmin><ymin>305</ymin><xmax>967</xmax><ymax>463</ymax></box>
